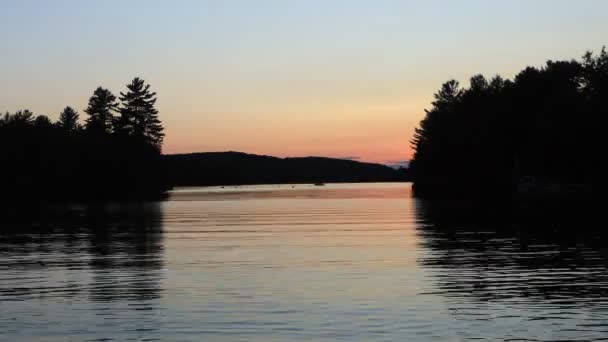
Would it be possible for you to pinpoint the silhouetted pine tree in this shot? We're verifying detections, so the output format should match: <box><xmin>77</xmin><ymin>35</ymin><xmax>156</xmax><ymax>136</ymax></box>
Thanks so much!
<box><xmin>33</xmin><ymin>115</ymin><xmax>54</xmax><ymax>129</ymax></box>
<box><xmin>410</xmin><ymin>80</ymin><xmax>463</xmax><ymax>195</ymax></box>
<box><xmin>116</xmin><ymin>77</ymin><xmax>164</xmax><ymax>150</ymax></box>
<box><xmin>84</xmin><ymin>87</ymin><xmax>117</xmax><ymax>134</ymax></box>
<box><xmin>1</xmin><ymin>109</ymin><xmax>35</xmax><ymax>128</ymax></box>
<box><xmin>57</xmin><ymin>106</ymin><xmax>81</xmax><ymax>133</ymax></box>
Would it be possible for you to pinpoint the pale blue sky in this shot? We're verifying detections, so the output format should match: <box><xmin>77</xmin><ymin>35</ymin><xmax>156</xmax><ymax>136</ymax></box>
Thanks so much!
<box><xmin>1</xmin><ymin>0</ymin><xmax>606</xmax><ymax>162</ymax></box>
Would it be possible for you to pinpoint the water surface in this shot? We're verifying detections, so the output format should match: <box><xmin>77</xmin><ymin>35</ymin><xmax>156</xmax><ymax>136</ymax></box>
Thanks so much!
<box><xmin>1</xmin><ymin>183</ymin><xmax>607</xmax><ymax>341</ymax></box>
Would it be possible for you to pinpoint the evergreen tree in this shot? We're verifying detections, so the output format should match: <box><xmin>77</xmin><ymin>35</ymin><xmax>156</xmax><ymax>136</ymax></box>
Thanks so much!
<box><xmin>10</xmin><ymin>110</ymin><xmax>35</xmax><ymax>126</ymax></box>
<box><xmin>33</xmin><ymin>115</ymin><xmax>54</xmax><ymax>129</ymax></box>
<box><xmin>84</xmin><ymin>87</ymin><xmax>117</xmax><ymax>134</ymax></box>
<box><xmin>57</xmin><ymin>106</ymin><xmax>81</xmax><ymax>133</ymax></box>
<box><xmin>0</xmin><ymin>110</ymin><xmax>36</xmax><ymax>130</ymax></box>
<box><xmin>117</xmin><ymin>77</ymin><xmax>164</xmax><ymax>150</ymax></box>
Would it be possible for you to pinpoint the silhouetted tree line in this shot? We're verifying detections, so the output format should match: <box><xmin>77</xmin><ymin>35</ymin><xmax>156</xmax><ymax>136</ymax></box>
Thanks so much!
<box><xmin>410</xmin><ymin>48</ymin><xmax>608</xmax><ymax>200</ymax></box>
<box><xmin>0</xmin><ymin>77</ymin><xmax>167</xmax><ymax>203</ymax></box>
<box><xmin>166</xmin><ymin>152</ymin><xmax>407</xmax><ymax>186</ymax></box>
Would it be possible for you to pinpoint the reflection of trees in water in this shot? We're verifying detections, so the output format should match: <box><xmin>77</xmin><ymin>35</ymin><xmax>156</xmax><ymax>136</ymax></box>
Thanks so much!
<box><xmin>414</xmin><ymin>199</ymin><xmax>608</xmax><ymax>306</ymax></box>
<box><xmin>0</xmin><ymin>203</ymin><xmax>164</xmax><ymax>303</ymax></box>
<box><xmin>84</xmin><ymin>203</ymin><xmax>164</xmax><ymax>303</ymax></box>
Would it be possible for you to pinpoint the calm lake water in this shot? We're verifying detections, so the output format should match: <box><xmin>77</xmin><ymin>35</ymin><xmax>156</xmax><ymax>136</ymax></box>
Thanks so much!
<box><xmin>1</xmin><ymin>183</ymin><xmax>607</xmax><ymax>341</ymax></box>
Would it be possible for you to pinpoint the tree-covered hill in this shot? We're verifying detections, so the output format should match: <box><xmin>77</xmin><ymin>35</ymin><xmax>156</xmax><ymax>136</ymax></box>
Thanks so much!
<box><xmin>165</xmin><ymin>151</ymin><xmax>407</xmax><ymax>186</ymax></box>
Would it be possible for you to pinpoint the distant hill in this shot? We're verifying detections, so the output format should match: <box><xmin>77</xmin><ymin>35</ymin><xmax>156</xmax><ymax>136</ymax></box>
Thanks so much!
<box><xmin>165</xmin><ymin>151</ymin><xmax>409</xmax><ymax>186</ymax></box>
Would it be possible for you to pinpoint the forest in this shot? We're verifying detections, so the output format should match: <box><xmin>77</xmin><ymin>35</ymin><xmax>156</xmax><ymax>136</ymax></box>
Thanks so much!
<box><xmin>0</xmin><ymin>78</ymin><xmax>168</xmax><ymax>203</ymax></box>
<box><xmin>410</xmin><ymin>48</ymin><xmax>608</xmax><ymax>200</ymax></box>
<box><xmin>6</xmin><ymin>48</ymin><xmax>606</xmax><ymax>204</ymax></box>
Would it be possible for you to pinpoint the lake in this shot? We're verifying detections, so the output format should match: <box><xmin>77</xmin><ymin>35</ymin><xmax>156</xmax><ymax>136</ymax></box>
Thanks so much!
<box><xmin>1</xmin><ymin>183</ymin><xmax>607</xmax><ymax>341</ymax></box>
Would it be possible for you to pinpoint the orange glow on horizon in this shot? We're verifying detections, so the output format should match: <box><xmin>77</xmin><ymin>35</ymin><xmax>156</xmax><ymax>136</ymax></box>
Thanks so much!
<box><xmin>159</xmin><ymin>100</ymin><xmax>425</xmax><ymax>165</ymax></box>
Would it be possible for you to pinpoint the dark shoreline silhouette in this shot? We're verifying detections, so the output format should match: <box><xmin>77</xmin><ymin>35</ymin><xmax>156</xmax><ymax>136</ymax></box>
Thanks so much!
<box><xmin>165</xmin><ymin>151</ymin><xmax>409</xmax><ymax>187</ymax></box>
<box><xmin>0</xmin><ymin>77</ymin><xmax>168</xmax><ymax>204</ymax></box>
<box><xmin>5</xmin><ymin>48</ymin><xmax>607</xmax><ymax>208</ymax></box>
<box><xmin>410</xmin><ymin>48</ymin><xmax>608</xmax><ymax>202</ymax></box>
<box><xmin>1</xmin><ymin>72</ymin><xmax>412</xmax><ymax>206</ymax></box>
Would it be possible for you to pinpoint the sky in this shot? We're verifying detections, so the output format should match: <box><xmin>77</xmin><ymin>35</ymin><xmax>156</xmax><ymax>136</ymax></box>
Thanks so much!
<box><xmin>1</xmin><ymin>0</ymin><xmax>607</xmax><ymax>164</ymax></box>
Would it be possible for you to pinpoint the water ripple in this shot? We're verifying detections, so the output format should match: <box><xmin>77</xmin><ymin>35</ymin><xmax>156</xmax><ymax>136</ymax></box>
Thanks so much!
<box><xmin>1</xmin><ymin>183</ymin><xmax>607</xmax><ymax>341</ymax></box>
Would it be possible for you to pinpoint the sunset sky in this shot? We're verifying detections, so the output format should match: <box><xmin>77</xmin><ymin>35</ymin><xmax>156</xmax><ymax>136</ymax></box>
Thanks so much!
<box><xmin>1</xmin><ymin>0</ymin><xmax>607</xmax><ymax>164</ymax></box>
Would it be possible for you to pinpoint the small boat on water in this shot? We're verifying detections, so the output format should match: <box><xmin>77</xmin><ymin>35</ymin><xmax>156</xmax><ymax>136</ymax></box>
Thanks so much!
<box><xmin>314</xmin><ymin>183</ymin><xmax>325</xmax><ymax>186</ymax></box>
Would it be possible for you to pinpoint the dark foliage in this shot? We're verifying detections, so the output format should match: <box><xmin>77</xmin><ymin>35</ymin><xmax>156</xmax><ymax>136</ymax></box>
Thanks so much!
<box><xmin>165</xmin><ymin>152</ymin><xmax>408</xmax><ymax>186</ymax></box>
<box><xmin>410</xmin><ymin>48</ymin><xmax>608</xmax><ymax>199</ymax></box>
<box><xmin>0</xmin><ymin>78</ymin><xmax>168</xmax><ymax>204</ymax></box>
<box><xmin>84</xmin><ymin>87</ymin><xmax>118</xmax><ymax>134</ymax></box>
<box><xmin>57</xmin><ymin>106</ymin><xmax>81</xmax><ymax>133</ymax></box>
<box><xmin>116</xmin><ymin>78</ymin><xmax>164</xmax><ymax>150</ymax></box>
